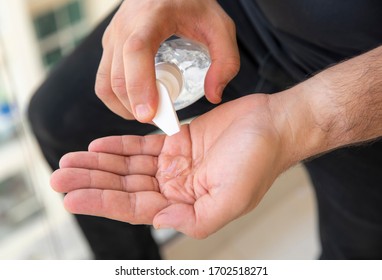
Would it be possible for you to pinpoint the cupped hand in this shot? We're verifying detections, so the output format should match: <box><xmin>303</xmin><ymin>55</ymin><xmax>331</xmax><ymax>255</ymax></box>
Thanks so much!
<box><xmin>51</xmin><ymin>94</ymin><xmax>290</xmax><ymax>238</ymax></box>
<box><xmin>95</xmin><ymin>0</ymin><xmax>239</xmax><ymax>122</ymax></box>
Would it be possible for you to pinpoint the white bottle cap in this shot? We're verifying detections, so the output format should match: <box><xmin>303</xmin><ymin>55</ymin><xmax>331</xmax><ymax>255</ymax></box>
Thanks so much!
<box><xmin>152</xmin><ymin>63</ymin><xmax>183</xmax><ymax>136</ymax></box>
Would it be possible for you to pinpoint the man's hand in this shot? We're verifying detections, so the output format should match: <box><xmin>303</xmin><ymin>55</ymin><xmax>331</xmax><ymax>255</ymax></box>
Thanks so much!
<box><xmin>50</xmin><ymin>94</ymin><xmax>291</xmax><ymax>238</ymax></box>
<box><xmin>51</xmin><ymin>41</ymin><xmax>382</xmax><ymax>239</ymax></box>
<box><xmin>95</xmin><ymin>0</ymin><xmax>239</xmax><ymax>122</ymax></box>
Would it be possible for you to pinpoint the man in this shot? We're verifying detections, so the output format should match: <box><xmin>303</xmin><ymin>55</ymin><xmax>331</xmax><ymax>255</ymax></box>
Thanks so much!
<box><xmin>31</xmin><ymin>0</ymin><xmax>382</xmax><ymax>259</ymax></box>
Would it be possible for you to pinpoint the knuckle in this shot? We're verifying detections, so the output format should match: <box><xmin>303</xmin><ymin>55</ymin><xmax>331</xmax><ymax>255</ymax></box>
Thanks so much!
<box><xmin>101</xmin><ymin>25</ymin><xmax>112</xmax><ymax>48</ymax></box>
<box><xmin>94</xmin><ymin>73</ymin><xmax>111</xmax><ymax>99</ymax></box>
<box><xmin>123</xmin><ymin>32</ymin><xmax>150</xmax><ymax>54</ymax></box>
<box><xmin>110</xmin><ymin>76</ymin><xmax>127</xmax><ymax>94</ymax></box>
<box><xmin>126</xmin><ymin>80</ymin><xmax>150</xmax><ymax>96</ymax></box>
<box><xmin>218</xmin><ymin>51</ymin><xmax>240</xmax><ymax>78</ymax></box>
<box><xmin>227</xmin><ymin>57</ymin><xmax>241</xmax><ymax>76</ymax></box>
<box><xmin>225</xmin><ymin>16</ymin><xmax>236</xmax><ymax>35</ymax></box>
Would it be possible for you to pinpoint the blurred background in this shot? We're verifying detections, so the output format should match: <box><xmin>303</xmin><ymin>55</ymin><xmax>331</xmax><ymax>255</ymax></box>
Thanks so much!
<box><xmin>0</xmin><ymin>0</ymin><xmax>119</xmax><ymax>259</ymax></box>
<box><xmin>0</xmin><ymin>0</ymin><xmax>320</xmax><ymax>259</ymax></box>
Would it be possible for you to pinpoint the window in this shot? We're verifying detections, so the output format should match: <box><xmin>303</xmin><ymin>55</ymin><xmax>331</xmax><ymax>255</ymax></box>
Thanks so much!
<box><xmin>67</xmin><ymin>1</ymin><xmax>82</xmax><ymax>24</ymax></box>
<box><xmin>33</xmin><ymin>11</ymin><xmax>57</xmax><ymax>39</ymax></box>
<box><xmin>32</xmin><ymin>0</ymin><xmax>88</xmax><ymax>68</ymax></box>
<box><xmin>43</xmin><ymin>48</ymin><xmax>63</xmax><ymax>67</ymax></box>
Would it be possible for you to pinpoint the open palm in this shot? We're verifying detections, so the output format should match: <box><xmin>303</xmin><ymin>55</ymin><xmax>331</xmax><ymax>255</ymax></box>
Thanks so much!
<box><xmin>51</xmin><ymin>95</ymin><xmax>287</xmax><ymax>238</ymax></box>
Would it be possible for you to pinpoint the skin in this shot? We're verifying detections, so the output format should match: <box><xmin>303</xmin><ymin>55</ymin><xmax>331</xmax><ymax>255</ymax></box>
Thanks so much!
<box><xmin>51</xmin><ymin>1</ymin><xmax>382</xmax><ymax>238</ymax></box>
<box><xmin>94</xmin><ymin>0</ymin><xmax>239</xmax><ymax>121</ymax></box>
<box><xmin>51</xmin><ymin>95</ymin><xmax>284</xmax><ymax>238</ymax></box>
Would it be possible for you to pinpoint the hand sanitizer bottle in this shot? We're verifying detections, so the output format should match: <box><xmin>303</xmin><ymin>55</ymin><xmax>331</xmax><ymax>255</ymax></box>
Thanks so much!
<box><xmin>152</xmin><ymin>38</ymin><xmax>211</xmax><ymax>136</ymax></box>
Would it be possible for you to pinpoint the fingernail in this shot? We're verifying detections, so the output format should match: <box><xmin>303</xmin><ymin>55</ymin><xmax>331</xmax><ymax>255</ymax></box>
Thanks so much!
<box><xmin>135</xmin><ymin>104</ymin><xmax>151</xmax><ymax>122</ymax></box>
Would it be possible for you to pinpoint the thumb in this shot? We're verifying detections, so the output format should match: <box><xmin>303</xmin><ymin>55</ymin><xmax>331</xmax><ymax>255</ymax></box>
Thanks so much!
<box><xmin>203</xmin><ymin>34</ymin><xmax>240</xmax><ymax>104</ymax></box>
<box><xmin>153</xmin><ymin>193</ymin><xmax>242</xmax><ymax>239</ymax></box>
<box><xmin>153</xmin><ymin>203</ymin><xmax>211</xmax><ymax>239</ymax></box>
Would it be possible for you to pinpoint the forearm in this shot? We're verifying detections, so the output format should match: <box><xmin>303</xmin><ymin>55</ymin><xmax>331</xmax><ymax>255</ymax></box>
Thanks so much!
<box><xmin>270</xmin><ymin>45</ymin><xmax>382</xmax><ymax>165</ymax></box>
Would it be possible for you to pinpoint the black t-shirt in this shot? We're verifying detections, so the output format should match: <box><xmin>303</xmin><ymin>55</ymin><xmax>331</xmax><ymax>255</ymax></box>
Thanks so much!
<box><xmin>250</xmin><ymin>0</ymin><xmax>382</xmax><ymax>81</ymax></box>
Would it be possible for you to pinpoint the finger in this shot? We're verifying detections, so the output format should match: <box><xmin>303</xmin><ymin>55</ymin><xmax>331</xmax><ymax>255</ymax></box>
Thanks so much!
<box><xmin>122</xmin><ymin>20</ymin><xmax>176</xmax><ymax>122</ymax></box>
<box><xmin>123</xmin><ymin>34</ymin><xmax>158</xmax><ymax>122</ymax></box>
<box><xmin>51</xmin><ymin>168</ymin><xmax>158</xmax><ymax>193</ymax></box>
<box><xmin>153</xmin><ymin>203</ymin><xmax>212</xmax><ymax>239</ymax></box>
<box><xmin>59</xmin><ymin>152</ymin><xmax>158</xmax><ymax>176</ymax></box>
<box><xmin>64</xmin><ymin>189</ymin><xmax>169</xmax><ymax>225</ymax></box>
<box><xmin>204</xmin><ymin>33</ymin><xmax>240</xmax><ymax>103</ymax></box>
<box><xmin>153</xmin><ymin>192</ymin><xmax>241</xmax><ymax>239</ymax></box>
<box><xmin>95</xmin><ymin>44</ymin><xmax>134</xmax><ymax>119</ymax></box>
<box><xmin>184</xmin><ymin>2</ymin><xmax>240</xmax><ymax>103</ymax></box>
<box><xmin>88</xmin><ymin>135</ymin><xmax>166</xmax><ymax>156</ymax></box>
<box><xmin>110</xmin><ymin>43</ymin><xmax>133</xmax><ymax>113</ymax></box>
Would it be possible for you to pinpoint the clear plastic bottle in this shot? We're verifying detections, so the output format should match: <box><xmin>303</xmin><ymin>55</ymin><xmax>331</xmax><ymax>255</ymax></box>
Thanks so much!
<box><xmin>155</xmin><ymin>38</ymin><xmax>211</xmax><ymax>110</ymax></box>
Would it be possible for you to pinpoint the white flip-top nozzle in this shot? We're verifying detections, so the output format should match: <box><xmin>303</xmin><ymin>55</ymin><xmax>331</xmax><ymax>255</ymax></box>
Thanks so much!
<box><xmin>152</xmin><ymin>62</ymin><xmax>183</xmax><ymax>136</ymax></box>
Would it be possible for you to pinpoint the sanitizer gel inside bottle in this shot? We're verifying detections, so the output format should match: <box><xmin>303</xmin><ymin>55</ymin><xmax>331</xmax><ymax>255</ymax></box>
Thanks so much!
<box><xmin>152</xmin><ymin>38</ymin><xmax>211</xmax><ymax>136</ymax></box>
<box><xmin>155</xmin><ymin>38</ymin><xmax>211</xmax><ymax>110</ymax></box>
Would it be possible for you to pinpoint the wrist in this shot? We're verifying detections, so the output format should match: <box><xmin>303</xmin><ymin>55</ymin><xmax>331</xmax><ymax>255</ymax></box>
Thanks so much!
<box><xmin>253</xmin><ymin>46</ymin><xmax>382</xmax><ymax>171</ymax></box>
<box><xmin>267</xmin><ymin>80</ymin><xmax>333</xmax><ymax>166</ymax></box>
<box><xmin>269</xmin><ymin>45</ymin><xmax>382</xmax><ymax>165</ymax></box>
